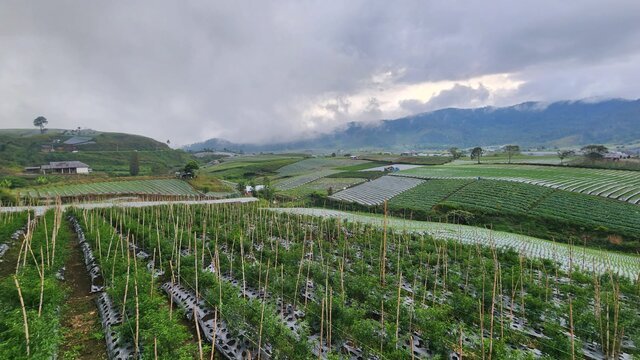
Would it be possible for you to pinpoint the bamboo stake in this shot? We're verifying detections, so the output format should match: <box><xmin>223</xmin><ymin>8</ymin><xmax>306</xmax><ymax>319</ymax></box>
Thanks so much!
<box><xmin>14</xmin><ymin>275</ymin><xmax>30</xmax><ymax>356</ymax></box>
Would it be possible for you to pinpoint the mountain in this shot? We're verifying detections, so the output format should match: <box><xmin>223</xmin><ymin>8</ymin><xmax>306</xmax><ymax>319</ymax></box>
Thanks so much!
<box><xmin>185</xmin><ymin>99</ymin><xmax>640</xmax><ymax>152</ymax></box>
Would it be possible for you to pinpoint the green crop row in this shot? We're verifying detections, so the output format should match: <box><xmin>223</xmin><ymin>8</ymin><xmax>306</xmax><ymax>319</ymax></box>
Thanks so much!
<box><xmin>26</xmin><ymin>179</ymin><xmax>200</xmax><ymax>198</ymax></box>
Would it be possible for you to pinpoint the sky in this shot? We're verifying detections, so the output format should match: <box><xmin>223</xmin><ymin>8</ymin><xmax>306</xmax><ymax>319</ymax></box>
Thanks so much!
<box><xmin>1</xmin><ymin>1</ymin><xmax>639</xmax><ymax>146</ymax></box>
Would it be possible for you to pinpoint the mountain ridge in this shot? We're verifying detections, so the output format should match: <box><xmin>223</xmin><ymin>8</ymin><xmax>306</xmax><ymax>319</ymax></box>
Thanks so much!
<box><xmin>185</xmin><ymin>98</ymin><xmax>640</xmax><ymax>152</ymax></box>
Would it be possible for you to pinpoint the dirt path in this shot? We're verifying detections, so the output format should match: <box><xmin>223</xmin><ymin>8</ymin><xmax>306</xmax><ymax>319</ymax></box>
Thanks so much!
<box><xmin>58</xmin><ymin>228</ymin><xmax>108</xmax><ymax>360</ymax></box>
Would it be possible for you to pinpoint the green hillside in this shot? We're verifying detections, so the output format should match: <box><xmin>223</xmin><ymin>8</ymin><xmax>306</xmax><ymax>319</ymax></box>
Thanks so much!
<box><xmin>0</xmin><ymin>129</ymin><xmax>193</xmax><ymax>175</ymax></box>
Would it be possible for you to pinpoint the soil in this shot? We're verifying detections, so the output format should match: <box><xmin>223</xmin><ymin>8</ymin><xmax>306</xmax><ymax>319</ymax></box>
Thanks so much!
<box><xmin>58</xmin><ymin>229</ymin><xmax>108</xmax><ymax>360</ymax></box>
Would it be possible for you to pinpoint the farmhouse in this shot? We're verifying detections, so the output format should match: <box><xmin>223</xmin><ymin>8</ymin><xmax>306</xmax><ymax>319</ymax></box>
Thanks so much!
<box><xmin>25</xmin><ymin>161</ymin><xmax>92</xmax><ymax>174</ymax></box>
<box><xmin>604</xmin><ymin>151</ymin><xmax>631</xmax><ymax>160</ymax></box>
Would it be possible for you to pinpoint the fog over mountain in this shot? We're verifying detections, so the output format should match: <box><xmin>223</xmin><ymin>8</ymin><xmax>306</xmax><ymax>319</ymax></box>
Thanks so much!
<box><xmin>185</xmin><ymin>99</ymin><xmax>640</xmax><ymax>151</ymax></box>
<box><xmin>1</xmin><ymin>1</ymin><xmax>640</xmax><ymax>145</ymax></box>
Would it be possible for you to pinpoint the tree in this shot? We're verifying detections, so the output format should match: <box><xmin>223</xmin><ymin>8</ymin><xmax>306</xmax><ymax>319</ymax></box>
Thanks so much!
<box><xmin>581</xmin><ymin>144</ymin><xmax>608</xmax><ymax>162</ymax></box>
<box><xmin>183</xmin><ymin>160</ymin><xmax>199</xmax><ymax>176</ymax></box>
<box><xmin>504</xmin><ymin>144</ymin><xmax>520</xmax><ymax>164</ymax></box>
<box><xmin>448</xmin><ymin>147</ymin><xmax>462</xmax><ymax>160</ymax></box>
<box><xmin>33</xmin><ymin>116</ymin><xmax>48</xmax><ymax>134</ymax></box>
<box><xmin>129</xmin><ymin>151</ymin><xmax>140</xmax><ymax>176</ymax></box>
<box><xmin>557</xmin><ymin>150</ymin><xmax>575</xmax><ymax>165</ymax></box>
<box><xmin>470</xmin><ymin>147</ymin><xmax>483</xmax><ymax>164</ymax></box>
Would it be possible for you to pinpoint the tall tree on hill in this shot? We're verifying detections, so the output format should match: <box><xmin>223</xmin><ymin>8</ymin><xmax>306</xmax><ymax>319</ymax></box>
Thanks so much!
<box><xmin>504</xmin><ymin>145</ymin><xmax>520</xmax><ymax>164</ymax></box>
<box><xmin>33</xmin><ymin>116</ymin><xmax>48</xmax><ymax>134</ymax></box>
<box><xmin>581</xmin><ymin>144</ymin><xmax>608</xmax><ymax>163</ymax></box>
<box><xmin>557</xmin><ymin>150</ymin><xmax>575</xmax><ymax>165</ymax></box>
<box><xmin>470</xmin><ymin>147</ymin><xmax>483</xmax><ymax>164</ymax></box>
<box><xmin>129</xmin><ymin>151</ymin><xmax>140</xmax><ymax>176</ymax></box>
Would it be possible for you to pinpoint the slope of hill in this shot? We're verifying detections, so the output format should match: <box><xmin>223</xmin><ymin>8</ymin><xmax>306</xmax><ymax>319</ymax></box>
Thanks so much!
<box><xmin>0</xmin><ymin>129</ymin><xmax>191</xmax><ymax>175</ymax></box>
<box><xmin>185</xmin><ymin>98</ymin><xmax>640</xmax><ymax>151</ymax></box>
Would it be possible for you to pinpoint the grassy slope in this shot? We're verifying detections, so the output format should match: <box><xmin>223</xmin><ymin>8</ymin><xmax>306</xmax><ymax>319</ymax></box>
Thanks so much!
<box><xmin>0</xmin><ymin>129</ymin><xmax>193</xmax><ymax>176</ymax></box>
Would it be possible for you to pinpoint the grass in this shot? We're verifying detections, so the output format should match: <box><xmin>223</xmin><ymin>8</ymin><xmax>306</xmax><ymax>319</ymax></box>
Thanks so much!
<box><xmin>187</xmin><ymin>174</ymin><xmax>233</xmax><ymax>193</ymax></box>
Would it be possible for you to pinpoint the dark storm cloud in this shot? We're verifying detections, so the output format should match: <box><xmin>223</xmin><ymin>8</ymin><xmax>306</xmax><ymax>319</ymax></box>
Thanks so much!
<box><xmin>0</xmin><ymin>1</ymin><xmax>639</xmax><ymax>145</ymax></box>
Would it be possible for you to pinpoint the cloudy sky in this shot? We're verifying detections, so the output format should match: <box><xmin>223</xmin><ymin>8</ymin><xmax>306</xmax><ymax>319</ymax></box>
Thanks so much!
<box><xmin>1</xmin><ymin>1</ymin><xmax>639</xmax><ymax>146</ymax></box>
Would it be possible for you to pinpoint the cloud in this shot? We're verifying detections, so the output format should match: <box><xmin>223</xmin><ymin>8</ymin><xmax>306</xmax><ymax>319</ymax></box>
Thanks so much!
<box><xmin>0</xmin><ymin>1</ymin><xmax>639</xmax><ymax>145</ymax></box>
<box><xmin>399</xmin><ymin>84</ymin><xmax>491</xmax><ymax>114</ymax></box>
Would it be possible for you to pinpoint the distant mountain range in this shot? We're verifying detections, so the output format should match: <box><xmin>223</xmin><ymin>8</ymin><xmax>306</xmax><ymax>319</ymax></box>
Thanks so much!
<box><xmin>185</xmin><ymin>99</ymin><xmax>640</xmax><ymax>152</ymax></box>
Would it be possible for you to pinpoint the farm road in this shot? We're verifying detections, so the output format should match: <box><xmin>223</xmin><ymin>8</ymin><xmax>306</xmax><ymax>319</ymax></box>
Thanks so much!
<box><xmin>0</xmin><ymin>197</ymin><xmax>259</xmax><ymax>216</ymax></box>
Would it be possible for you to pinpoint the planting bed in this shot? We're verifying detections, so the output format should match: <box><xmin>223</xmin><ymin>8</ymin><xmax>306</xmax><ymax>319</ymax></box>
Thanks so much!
<box><xmin>0</xmin><ymin>208</ymin><xmax>73</xmax><ymax>359</ymax></box>
<box><xmin>329</xmin><ymin>176</ymin><xmax>425</xmax><ymax>206</ymax></box>
<box><xmin>27</xmin><ymin>178</ymin><xmax>201</xmax><ymax>199</ymax></box>
<box><xmin>386</xmin><ymin>179</ymin><xmax>640</xmax><ymax>239</ymax></box>
<box><xmin>400</xmin><ymin>164</ymin><xmax>640</xmax><ymax>204</ymax></box>
<box><xmin>59</xmin><ymin>203</ymin><xmax>639</xmax><ymax>359</ymax></box>
<box><xmin>275</xmin><ymin>170</ymin><xmax>341</xmax><ymax>191</ymax></box>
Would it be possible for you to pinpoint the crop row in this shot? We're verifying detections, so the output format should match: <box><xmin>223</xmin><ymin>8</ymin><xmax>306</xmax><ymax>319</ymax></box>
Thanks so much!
<box><xmin>276</xmin><ymin>158</ymin><xmax>369</xmax><ymax>176</ymax></box>
<box><xmin>275</xmin><ymin>170</ymin><xmax>341</xmax><ymax>190</ymax></box>
<box><xmin>0</xmin><ymin>209</ymin><xmax>71</xmax><ymax>359</ymax></box>
<box><xmin>26</xmin><ymin>179</ymin><xmax>201</xmax><ymax>199</ymax></box>
<box><xmin>329</xmin><ymin>176</ymin><xmax>425</xmax><ymax>206</ymax></box>
<box><xmin>399</xmin><ymin>164</ymin><xmax>640</xmax><ymax>204</ymax></box>
<box><xmin>387</xmin><ymin>178</ymin><xmax>640</xmax><ymax>238</ymax></box>
<box><xmin>82</xmin><ymin>203</ymin><xmax>638</xmax><ymax>359</ymax></box>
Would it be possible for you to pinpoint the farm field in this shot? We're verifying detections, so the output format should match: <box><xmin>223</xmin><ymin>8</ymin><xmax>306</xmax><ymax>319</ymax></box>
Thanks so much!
<box><xmin>24</xmin><ymin>178</ymin><xmax>201</xmax><ymax>199</ymax></box>
<box><xmin>329</xmin><ymin>175</ymin><xmax>425</xmax><ymax>206</ymax></box>
<box><xmin>276</xmin><ymin>157</ymin><xmax>371</xmax><ymax>177</ymax></box>
<box><xmin>53</xmin><ymin>203</ymin><xmax>640</xmax><ymax>359</ymax></box>
<box><xmin>274</xmin><ymin>170</ymin><xmax>341</xmax><ymax>191</ymax></box>
<box><xmin>348</xmin><ymin>178</ymin><xmax>640</xmax><ymax>251</ymax></box>
<box><xmin>280</xmin><ymin>177</ymin><xmax>365</xmax><ymax>198</ymax></box>
<box><xmin>399</xmin><ymin>164</ymin><xmax>640</xmax><ymax>204</ymax></box>
<box><xmin>203</xmin><ymin>154</ymin><xmax>305</xmax><ymax>181</ymax></box>
<box><xmin>0</xmin><ymin>208</ymin><xmax>75</xmax><ymax>358</ymax></box>
<box><xmin>270</xmin><ymin>207</ymin><xmax>640</xmax><ymax>280</ymax></box>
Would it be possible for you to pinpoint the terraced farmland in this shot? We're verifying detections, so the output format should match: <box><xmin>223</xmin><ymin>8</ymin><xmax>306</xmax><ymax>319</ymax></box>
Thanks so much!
<box><xmin>329</xmin><ymin>175</ymin><xmax>425</xmax><ymax>205</ymax></box>
<box><xmin>271</xmin><ymin>207</ymin><xmax>640</xmax><ymax>280</ymax></box>
<box><xmin>400</xmin><ymin>164</ymin><xmax>640</xmax><ymax>204</ymax></box>
<box><xmin>388</xmin><ymin>179</ymin><xmax>473</xmax><ymax>211</ymax></box>
<box><xmin>387</xmin><ymin>178</ymin><xmax>640</xmax><ymax>240</ymax></box>
<box><xmin>26</xmin><ymin>178</ymin><xmax>201</xmax><ymax>198</ymax></box>
<box><xmin>276</xmin><ymin>157</ymin><xmax>371</xmax><ymax>176</ymax></box>
<box><xmin>280</xmin><ymin>177</ymin><xmax>365</xmax><ymax>197</ymax></box>
<box><xmin>275</xmin><ymin>170</ymin><xmax>341</xmax><ymax>190</ymax></box>
<box><xmin>72</xmin><ymin>204</ymin><xmax>640</xmax><ymax>358</ymax></box>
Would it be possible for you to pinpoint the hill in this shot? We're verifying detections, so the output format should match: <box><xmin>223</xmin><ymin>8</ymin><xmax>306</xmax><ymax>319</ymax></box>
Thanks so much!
<box><xmin>0</xmin><ymin>129</ymin><xmax>192</xmax><ymax>175</ymax></box>
<box><xmin>185</xmin><ymin>98</ymin><xmax>640</xmax><ymax>152</ymax></box>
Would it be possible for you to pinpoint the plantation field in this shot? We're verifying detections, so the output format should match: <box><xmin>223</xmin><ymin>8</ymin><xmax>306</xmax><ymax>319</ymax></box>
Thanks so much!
<box><xmin>399</xmin><ymin>164</ymin><xmax>640</xmax><ymax>204</ymax></box>
<box><xmin>274</xmin><ymin>170</ymin><xmax>341</xmax><ymax>190</ymax></box>
<box><xmin>360</xmin><ymin>154</ymin><xmax>452</xmax><ymax>165</ymax></box>
<box><xmin>25</xmin><ymin>178</ymin><xmax>201</xmax><ymax>198</ymax></box>
<box><xmin>271</xmin><ymin>207</ymin><xmax>640</xmax><ymax>280</ymax></box>
<box><xmin>385</xmin><ymin>179</ymin><xmax>640</xmax><ymax>248</ymax></box>
<box><xmin>1</xmin><ymin>202</ymin><xmax>638</xmax><ymax>359</ymax></box>
<box><xmin>203</xmin><ymin>154</ymin><xmax>305</xmax><ymax>181</ymax></box>
<box><xmin>329</xmin><ymin>175</ymin><xmax>425</xmax><ymax>206</ymax></box>
<box><xmin>69</xmin><ymin>203</ymin><xmax>639</xmax><ymax>359</ymax></box>
<box><xmin>0</xmin><ymin>209</ymin><xmax>74</xmax><ymax>358</ymax></box>
<box><xmin>280</xmin><ymin>177</ymin><xmax>365</xmax><ymax>198</ymax></box>
<box><xmin>276</xmin><ymin>157</ymin><xmax>371</xmax><ymax>176</ymax></box>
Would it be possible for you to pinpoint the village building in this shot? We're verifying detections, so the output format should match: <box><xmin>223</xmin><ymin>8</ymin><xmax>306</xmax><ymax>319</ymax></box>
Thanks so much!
<box><xmin>24</xmin><ymin>161</ymin><xmax>92</xmax><ymax>174</ymax></box>
<box><xmin>604</xmin><ymin>151</ymin><xmax>631</xmax><ymax>160</ymax></box>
